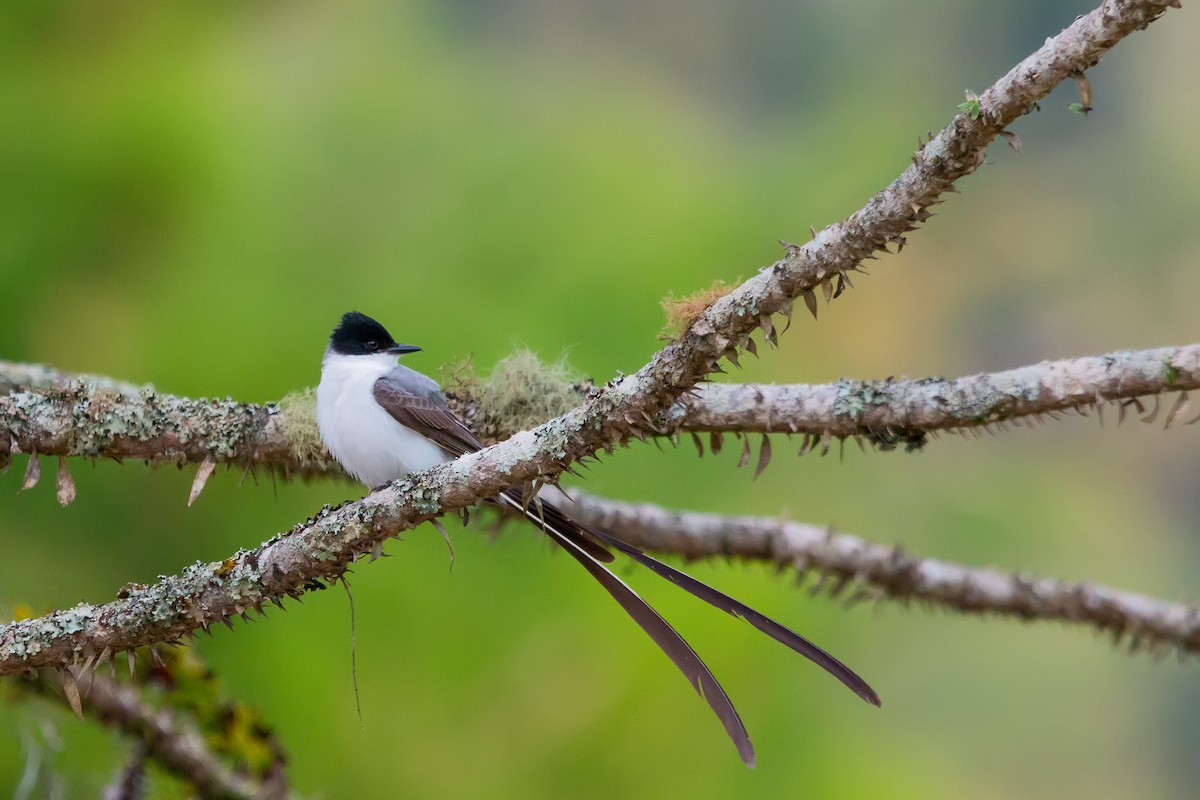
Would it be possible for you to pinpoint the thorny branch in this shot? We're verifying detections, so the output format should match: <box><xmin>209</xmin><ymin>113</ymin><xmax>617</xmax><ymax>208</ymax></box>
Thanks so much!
<box><xmin>0</xmin><ymin>359</ymin><xmax>337</xmax><ymax>480</ymax></box>
<box><xmin>31</xmin><ymin>668</ymin><xmax>286</xmax><ymax>800</ymax></box>
<box><xmin>0</xmin><ymin>0</ymin><xmax>1183</xmax><ymax>675</ymax></box>
<box><xmin>564</xmin><ymin>492</ymin><xmax>1200</xmax><ymax>657</ymax></box>
<box><xmin>3</xmin><ymin>343</ymin><xmax>1196</xmax><ymax>480</ymax></box>
<box><xmin>0</xmin><ymin>362</ymin><xmax>150</xmax><ymax>396</ymax></box>
<box><xmin>669</xmin><ymin>344</ymin><xmax>1200</xmax><ymax>442</ymax></box>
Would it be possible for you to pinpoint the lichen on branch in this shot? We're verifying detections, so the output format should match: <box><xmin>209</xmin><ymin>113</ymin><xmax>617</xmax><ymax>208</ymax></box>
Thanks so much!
<box><xmin>5</xmin><ymin>342</ymin><xmax>1195</xmax><ymax>482</ymax></box>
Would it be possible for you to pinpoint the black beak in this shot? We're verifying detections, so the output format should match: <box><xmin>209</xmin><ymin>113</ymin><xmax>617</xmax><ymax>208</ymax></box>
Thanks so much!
<box><xmin>386</xmin><ymin>343</ymin><xmax>422</xmax><ymax>355</ymax></box>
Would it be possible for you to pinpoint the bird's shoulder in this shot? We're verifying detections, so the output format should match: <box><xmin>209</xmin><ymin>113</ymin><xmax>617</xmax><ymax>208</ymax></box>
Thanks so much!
<box><xmin>375</xmin><ymin>365</ymin><xmax>450</xmax><ymax>408</ymax></box>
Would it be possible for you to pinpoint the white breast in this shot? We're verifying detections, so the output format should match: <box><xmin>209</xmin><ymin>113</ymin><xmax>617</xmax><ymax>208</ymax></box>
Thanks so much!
<box><xmin>316</xmin><ymin>352</ymin><xmax>450</xmax><ymax>487</ymax></box>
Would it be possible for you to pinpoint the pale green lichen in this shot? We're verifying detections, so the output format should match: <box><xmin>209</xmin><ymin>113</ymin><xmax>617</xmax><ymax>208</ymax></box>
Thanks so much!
<box><xmin>1163</xmin><ymin>356</ymin><xmax>1181</xmax><ymax>387</ymax></box>
<box><xmin>68</xmin><ymin>386</ymin><xmax>165</xmax><ymax>455</ymax></box>
<box><xmin>2</xmin><ymin>383</ymin><xmax>266</xmax><ymax>461</ymax></box>
<box><xmin>277</xmin><ymin>388</ymin><xmax>327</xmax><ymax>462</ymax></box>
<box><xmin>832</xmin><ymin>378</ymin><xmax>894</xmax><ymax>418</ymax></box>
<box><xmin>474</xmin><ymin>350</ymin><xmax>584</xmax><ymax>437</ymax></box>
<box><xmin>402</xmin><ymin>475</ymin><xmax>444</xmax><ymax>516</ymax></box>
<box><xmin>0</xmin><ymin>603</ymin><xmax>100</xmax><ymax>660</ymax></box>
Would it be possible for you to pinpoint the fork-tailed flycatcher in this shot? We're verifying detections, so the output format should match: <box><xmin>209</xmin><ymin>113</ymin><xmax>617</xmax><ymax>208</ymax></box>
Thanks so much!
<box><xmin>316</xmin><ymin>311</ymin><xmax>879</xmax><ymax>766</ymax></box>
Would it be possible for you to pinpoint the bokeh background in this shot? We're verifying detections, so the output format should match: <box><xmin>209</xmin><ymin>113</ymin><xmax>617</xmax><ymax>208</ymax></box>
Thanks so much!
<box><xmin>3</xmin><ymin>1</ymin><xmax>1199</xmax><ymax>797</ymax></box>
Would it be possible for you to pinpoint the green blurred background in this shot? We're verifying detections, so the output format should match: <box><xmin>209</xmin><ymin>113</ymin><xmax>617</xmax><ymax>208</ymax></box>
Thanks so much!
<box><xmin>3</xmin><ymin>0</ymin><xmax>1198</xmax><ymax>797</ymax></box>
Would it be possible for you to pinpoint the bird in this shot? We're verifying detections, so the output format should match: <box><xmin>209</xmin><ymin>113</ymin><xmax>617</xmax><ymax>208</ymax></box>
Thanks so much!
<box><xmin>316</xmin><ymin>310</ymin><xmax>879</xmax><ymax>766</ymax></box>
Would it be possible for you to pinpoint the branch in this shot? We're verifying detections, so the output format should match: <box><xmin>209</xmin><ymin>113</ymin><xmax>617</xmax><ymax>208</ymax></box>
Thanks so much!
<box><xmin>5</xmin><ymin>343</ymin><xmax>1196</xmax><ymax>478</ymax></box>
<box><xmin>671</xmin><ymin>343</ymin><xmax>1200</xmax><ymax>441</ymax></box>
<box><xmin>34</xmin><ymin>668</ymin><xmax>286</xmax><ymax>800</ymax></box>
<box><xmin>564</xmin><ymin>491</ymin><xmax>1200</xmax><ymax>657</ymax></box>
<box><xmin>0</xmin><ymin>0</ymin><xmax>1179</xmax><ymax>674</ymax></box>
<box><xmin>0</xmin><ymin>361</ymin><xmax>335</xmax><ymax>478</ymax></box>
<box><xmin>0</xmin><ymin>360</ymin><xmax>151</xmax><ymax>396</ymax></box>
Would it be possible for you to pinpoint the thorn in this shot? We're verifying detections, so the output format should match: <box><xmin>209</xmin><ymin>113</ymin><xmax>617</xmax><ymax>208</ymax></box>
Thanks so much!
<box><xmin>1165</xmin><ymin>392</ymin><xmax>1189</xmax><ymax>428</ymax></box>
<box><xmin>802</xmin><ymin>289</ymin><xmax>818</xmax><ymax>320</ymax></box>
<box><xmin>21</xmin><ymin>451</ymin><xmax>41</xmax><ymax>491</ymax></box>
<box><xmin>80</xmin><ymin>651</ymin><xmax>98</xmax><ymax>676</ymax></box>
<box><xmin>61</xmin><ymin>669</ymin><xmax>83</xmax><ymax>719</ymax></box>
<box><xmin>778</xmin><ymin>300</ymin><xmax>794</xmax><ymax>336</ymax></box>
<box><xmin>754</xmin><ymin>435</ymin><xmax>772</xmax><ymax>480</ymax></box>
<box><xmin>56</xmin><ymin>456</ymin><xmax>76</xmax><ymax>506</ymax></box>
<box><xmin>1070</xmin><ymin>69</ymin><xmax>1093</xmax><ymax>113</ymax></box>
<box><xmin>520</xmin><ymin>482</ymin><xmax>537</xmax><ymax>512</ymax></box>
<box><xmin>758</xmin><ymin>314</ymin><xmax>775</xmax><ymax>342</ymax></box>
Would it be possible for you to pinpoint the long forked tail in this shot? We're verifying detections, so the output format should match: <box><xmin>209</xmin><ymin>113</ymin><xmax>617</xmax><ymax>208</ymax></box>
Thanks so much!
<box><xmin>583</xmin><ymin>523</ymin><xmax>881</xmax><ymax>707</ymax></box>
<box><xmin>502</xmin><ymin>489</ymin><xmax>880</xmax><ymax>707</ymax></box>
<box><xmin>498</xmin><ymin>492</ymin><xmax>756</xmax><ymax>766</ymax></box>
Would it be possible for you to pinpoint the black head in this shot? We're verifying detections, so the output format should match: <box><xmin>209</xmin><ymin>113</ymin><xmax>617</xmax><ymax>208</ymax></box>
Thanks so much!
<box><xmin>328</xmin><ymin>311</ymin><xmax>422</xmax><ymax>357</ymax></box>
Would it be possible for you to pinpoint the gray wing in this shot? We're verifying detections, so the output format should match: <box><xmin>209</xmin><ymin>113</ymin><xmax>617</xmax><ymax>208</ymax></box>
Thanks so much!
<box><xmin>373</xmin><ymin>369</ymin><xmax>484</xmax><ymax>457</ymax></box>
<box><xmin>373</xmin><ymin>367</ymin><xmax>616</xmax><ymax>564</ymax></box>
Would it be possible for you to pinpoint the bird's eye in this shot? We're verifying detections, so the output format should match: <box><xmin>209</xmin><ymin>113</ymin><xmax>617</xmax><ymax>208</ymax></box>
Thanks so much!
<box><xmin>365</xmin><ymin>340</ymin><xmax>379</xmax><ymax>351</ymax></box>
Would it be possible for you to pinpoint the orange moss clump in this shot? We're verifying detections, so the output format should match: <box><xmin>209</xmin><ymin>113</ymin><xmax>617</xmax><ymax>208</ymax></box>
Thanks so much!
<box><xmin>660</xmin><ymin>279</ymin><xmax>738</xmax><ymax>338</ymax></box>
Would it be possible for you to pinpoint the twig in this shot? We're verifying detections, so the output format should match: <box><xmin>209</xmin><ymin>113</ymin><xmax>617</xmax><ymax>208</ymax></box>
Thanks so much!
<box><xmin>0</xmin><ymin>360</ymin><xmax>150</xmax><ymax>396</ymax></box>
<box><xmin>668</xmin><ymin>344</ymin><xmax>1200</xmax><ymax>439</ymax></box>
<box><xmin>564</xmin><ymin>491</ymin><xmax>1200</xmax><ymax>657</ymax></box>
<box><xmin>0</xmin><ymin>374</ymin><xmax>334</xmax><ymax>476</ymax></box>
<box><xmin>37</xmin><ymin>669</ymin><xmax>285</xmax><ymax>800</ymax></box>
